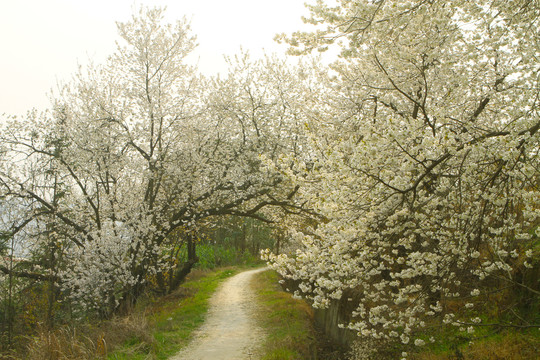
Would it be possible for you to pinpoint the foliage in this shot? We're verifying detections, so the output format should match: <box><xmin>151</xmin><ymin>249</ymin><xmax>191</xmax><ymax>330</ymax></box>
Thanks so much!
<box><xmin>207</xmin><ymin>217</ymin><xmax>276</xmax><ymax>254</ymax></box>
<box><xmin>266</xmin><ymin>0</ymin><xmax>540</xmax><ymax>354</ymax></box>
<box><xmin>180</xmin><ymin>244</ymin><xmax>257</xmax><ymax>270</ymax></box>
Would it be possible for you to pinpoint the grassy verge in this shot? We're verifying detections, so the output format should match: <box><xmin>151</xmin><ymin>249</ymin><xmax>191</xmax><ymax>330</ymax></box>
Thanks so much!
<box><xmin>251</xmin><ymin>270</ymin><xmax>319</xmax><ymax>360</ymax></box>
<box><xmin>410</xmin><ymin>327</ymin><xmax>540</xmax><ymax>360</ymax></box>
<box><xmin>107</xmin><ymin>268</ymin><xmax>237</xmax><ymax>360</ymax></box>
<box><xmin>361</xmin><ymin>314</ymin><xmax>540</xmax><ymax>359</ymax></box>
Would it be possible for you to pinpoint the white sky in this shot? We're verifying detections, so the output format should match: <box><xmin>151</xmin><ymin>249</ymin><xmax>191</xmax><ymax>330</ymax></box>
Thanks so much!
<box><xmin>0</xmin><ymin>0</ymin><xmax>312</xmax><ymax>116</ymax></box>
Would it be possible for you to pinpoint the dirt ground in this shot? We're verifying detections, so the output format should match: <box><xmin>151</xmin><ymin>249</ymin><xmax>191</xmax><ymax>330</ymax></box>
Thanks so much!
<box><xmin>169</xmin><ymin>267</ymin><xmax>267</xmax><ymax>360</ymax></box>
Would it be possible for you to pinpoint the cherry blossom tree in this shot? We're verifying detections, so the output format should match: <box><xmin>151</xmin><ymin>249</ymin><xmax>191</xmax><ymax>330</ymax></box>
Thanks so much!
<box><xmin>266</xmin><ymin>0</ymin><xmax>540</xmax><ymax>348</ymax></box>
<box><xmin>0</xmin><ymin>7</ymin><xmax>304</xmax><ymax>316</ymax></box>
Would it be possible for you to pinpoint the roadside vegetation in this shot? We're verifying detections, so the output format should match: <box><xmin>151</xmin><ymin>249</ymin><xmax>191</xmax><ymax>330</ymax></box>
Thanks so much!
<box><xmin>5</xmin><ymin>253</ymin><xmax>539</xmax><ymax>360</ymax></box>
<box><xmin>20</xmin><ymin>268</ymin><xmax>238</xmax><ymax>360</ymax></box>
<box><xmin>251</xmin><ymin>270</ymin><xmax>318</xmax><ymax>360</ymax></box>
<box><xmin>413</xmin><ymin>330</ymin><xmax>540</xmax><ymax>360</ymax></box>
<box><xmin>250</xmin><ymin>270</ymin><xmax>350</xmax><ymax>360</ymax></box>
<box><xmin>107</xmin><ymin>268</ymin><xmax>239</xmax><ymax>360</ymax></box>
<box><xmin>1</xmin><ymin>235</ymin><xmax>264</xmax><ymax>360</ymax></box>
<box><xmin>410</xmin><ymin>308</ymin><xmax>540</xmax><ymax>360</ymax></box>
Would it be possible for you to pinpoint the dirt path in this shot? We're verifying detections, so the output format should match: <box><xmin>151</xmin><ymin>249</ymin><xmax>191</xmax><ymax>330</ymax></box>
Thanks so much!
<box><xmin>170</xmin><ymin>267</ymin><xmax>267</xmax><ymax>360</ymax></box>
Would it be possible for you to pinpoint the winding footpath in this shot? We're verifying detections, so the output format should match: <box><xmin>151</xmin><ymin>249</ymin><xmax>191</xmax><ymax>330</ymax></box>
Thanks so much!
<box><xmin>170</xmin><ymin>267</ymin><xmax>268</xmax><ymax>360</ymax></box>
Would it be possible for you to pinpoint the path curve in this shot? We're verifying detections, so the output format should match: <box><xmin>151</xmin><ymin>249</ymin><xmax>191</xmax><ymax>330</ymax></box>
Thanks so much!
<box><xmin>170</xmin><ymin>267</ymin><xmax>267</xmax><ymax>360</ymax></box>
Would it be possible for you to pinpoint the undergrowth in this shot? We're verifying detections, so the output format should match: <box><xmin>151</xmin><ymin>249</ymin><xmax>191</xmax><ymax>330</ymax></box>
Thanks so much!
<box><xmin>408</xmin><ymin>285</ymin><xmax>540</xmax><ymax>360</ymax></box>
<box><xmin>16</xmin><ymin>268</ymin><xmax>238</xmax><ymax>360</ymax></box>
<box><xmin>410</xmin><ymin>327</ymin><xmax>540</xmax><ymax>360</ymax></box>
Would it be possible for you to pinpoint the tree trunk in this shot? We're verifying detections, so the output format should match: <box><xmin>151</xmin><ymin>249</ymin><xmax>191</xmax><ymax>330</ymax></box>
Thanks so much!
<box><xmin>241</xmin><ymin>223</ymin><xmax>247</xmax><ymax>253</ymax></box>
<box><xmin>275</xmin><ymin>233</ymin><xmax>282</xmax><ymax>254</ymax></box>
<box><xmin>168</xmin><ymin>233</ymin><xmax>199</xmax><ymax>293</ymax></box>
<box><xmin>46</xmin><ymin>244</ymin><xmax>56</xmax><ymax>330</ymax></box>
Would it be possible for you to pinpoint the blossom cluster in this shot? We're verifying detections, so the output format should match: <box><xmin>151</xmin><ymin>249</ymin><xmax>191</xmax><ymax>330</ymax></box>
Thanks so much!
<box><xmin>266</xmin><ymin>0</ymin><xmax>540</xmax><ymax>351</ymax></box>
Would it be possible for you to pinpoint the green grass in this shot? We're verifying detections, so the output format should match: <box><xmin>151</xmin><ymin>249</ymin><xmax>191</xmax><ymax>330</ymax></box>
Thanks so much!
<box><xmin>411</xmin><ymin>328</ymin><xmax>540</xmax><ymax>360</ymax></box>
<box><xmin>107</xmin><ymin>268</ymin><xmax>237</xmax><ymax>360</ymax></box>
<box><xmin>393</xmin><ymin>301</ymin><xmax>540</xmax><ymax>360</ymax></box>
<box><xmin>251</xmin><ymin>270</ymin><xmax>318</xmax><ymax>360</ymax></box>
<box><xmin>407</xmin><ymin>294</ymin><xmax>540</xmax><ymax>360</ymax></box>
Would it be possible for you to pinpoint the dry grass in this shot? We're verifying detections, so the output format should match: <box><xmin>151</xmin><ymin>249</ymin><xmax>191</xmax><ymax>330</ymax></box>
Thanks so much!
<box><xmin>464</xmin><ymin>336</ymin><xmax>538</xmax><ymax>360</ymax></box>
<box><xmin>25</xmin><ymin>326</ymin><xmax>97</xmax><ymax>360</ymax></box>
<box><xmin>414</xmin><ymin>332</ymin><xmax>540</xmax><ymax>360</ymax></box>
<box><xmin>24</xmin><ymin>311</ymin><xmax>152</xmax><ymax>360</ymax></box>
<box><xmin>5</xmin><ymin>267</ymin><xmax>241</xmax><ymax>359</ymax></box>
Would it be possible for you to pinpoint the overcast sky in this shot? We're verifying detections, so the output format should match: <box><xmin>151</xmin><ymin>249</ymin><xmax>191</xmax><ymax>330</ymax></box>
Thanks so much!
<box><xmin>0</xmin><ymin>0</ymin><xmax>312</xmax><ymax>116</ymax></box>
